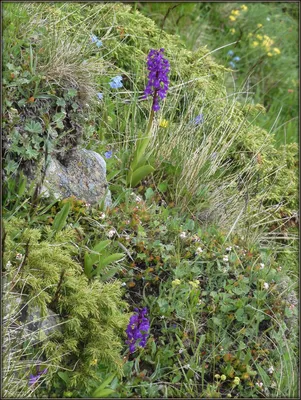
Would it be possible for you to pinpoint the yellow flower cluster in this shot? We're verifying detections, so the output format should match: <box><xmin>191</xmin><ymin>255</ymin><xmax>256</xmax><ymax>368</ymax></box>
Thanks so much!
<box><xmin>230</xmin><ymin>28</ymin><xmax>236</xmax><ymax>34</ymax></box>
<box><xmin>159</xmin><ymin>119</ymin><xmax>169</xmax><ymax>128</ymax></box>
<box><xmin>189</xmin><ymin>280</ymin><xmax>200</xmax><ymax>288</ymax></box>
<box><xmin>257</xmin><ymin>23</ymin><xmax>263</xmax><ymax>28</ymax></box>
<box><xmin>231</xmin><ymin>9</ymin><xmax>240</xmax><ymax>16</ymax></box>
<box><xmin>249</xmin><ymin>33</ymin><xmax>280</xmax><ymax>56</ymax></box>
<box><xmin>229</xmin><ymin>15</ymin><xmax>236</xmax><ymax>22</ymax></box>
<box><xmin>240</xmin><ymin>4</ymin><xmax>248</xmax><ymax>11</ymax></box>
<box><xmin>172</xmin><ymin>279</ymin><xmax>181</xmax><ymax>287</ymax></box>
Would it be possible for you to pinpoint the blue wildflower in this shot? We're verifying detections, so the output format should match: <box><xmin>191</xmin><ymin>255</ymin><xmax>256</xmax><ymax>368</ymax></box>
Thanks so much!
<box><xmin>97</xmin><ymin>92</ymin><xmax>103</xmax><ymax>100</ymax></box>
<box><xmin>143</xmin><ymin>48</ymin><xmax>170</xmax><ymax>111</ymax></box>
<box><xmin>233</xmin><ymin>56</ymin><xmax>240</xmax><ymax>62</ymax></box>
<box><xmin>126</xmin><ymin>307</ymin><xmax>150</xmax><ymax>353</ymax></box>
<box><xmin>91</xmin><ymin>34</ymin><xmax>98</xmax><ymax>43</ymax></box>
<box><xmin>109</xmin><ymin>75</ymin><xmax>123</xmax><ymax>89</ymax></box>
<box><xmin>104</xmin><ymin>150</ymin><xmax>112</xmax><ymax>159</ymax></box>
<box><xmin>194</xmin><ymin>114</ymin><xmax>204</xmax><ymax>125</ymax></box>
<box><xmin>91</xmin><ymin>34</ymin><xmax>102</xmax><ymax>48</ymax></box>
<box><xmin>229</xmin><ymin>61</ymin><xmax>236</xmax><ymax>69</ymax></box>
<box><xmin>227</xmin><ymin>50</ymin><xmax>235</xmax><ymax>57</ymax></box>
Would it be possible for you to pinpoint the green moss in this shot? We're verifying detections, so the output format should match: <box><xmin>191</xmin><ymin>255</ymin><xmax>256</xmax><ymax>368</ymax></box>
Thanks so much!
<box><xmin>4</xmin><ymin>218</ymin><xmax>130</xmax><ymax>393</ymax></box>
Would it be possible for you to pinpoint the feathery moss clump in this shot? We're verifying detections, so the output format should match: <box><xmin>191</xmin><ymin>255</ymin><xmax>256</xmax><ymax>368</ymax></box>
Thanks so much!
<box><xmin>3</xmin><ymin>217</ymin><xmax>130</xmax><ymax>395</ymax></box>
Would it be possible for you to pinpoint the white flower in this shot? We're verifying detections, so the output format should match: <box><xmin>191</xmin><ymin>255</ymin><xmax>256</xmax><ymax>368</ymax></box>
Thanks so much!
<box><xmin>178</xmin><ymin>348</ymin><xmax>184</xmax><ymax>354</ymax></box>
<box><xmin>256</xmin><ymin>381</ymin><xmax>263</xmax><ymax>388</ymax></box>
<box><xmin>16</xmin><ymin>253</ymin><xmax>23</xmax><ymax>260</ymax></box>
<box><xmin>226</xmin><ymin>246</ymin><xmax>232</xmax><ymax>252</ymax></box>
<box><xmin>135</xmin><ymin>196</ymin><xmax>142</xmax><ymax>203</ymax></box>
<box><xmin>191</xmin><ymin>234</ymin><xmax>201</xmax><ymax>242</ymax></box>
<box><xmin>223</xmin><ymin>268</ymin><xmax>227</xmax><ymax>273</ymax></box>
<box><xmin>260</xmin><ymin>263</ymin><xmax>265</xmax><ymax>269</ymax></box>
<box><xmin>99</xmin><ymin>212</ymin><xmax>106</xmax><ymax>219</ymax></box>
<box><xmin>160</xmin><ymin>315</ymin><xmax>165</xmax><ymax>319</ymax></box>
<box><xmin>277</xmin><ymin>266</ymin><xmax>282</xmax><ymax>272</ymax></box>
<box><xmin>179</xmin><ymin>231</ymin><xmax>187</xmax><ymax>239</ymax></box>
<box><xmin>121</xmin><ymin>282</ymin><xmax>127</xmax><ymax>286</ymax></box>
<box><xmin>106</xmin><ymin>229</ymin><xmax>116</xmax><ymax>238</ymax></box>
<box><xmin>6</xmin><ymin>261</ymin><xmax>12</xmax><ymax>269</ymax></box>
<box><xmin>85</xmin><ymin>202</ymin><xmax>91</xmax><ymax>207</ymax></box>
<box><xmin>195</xmin><ymin>247</ymin><xmax>203</xmax><ymax>255</ymax></box>
<box><xmin>266</xmin><ymin>17</ymin><xmax>270</xmax><ymax>21</ymax></box>
<box><xmin>184</xmin><ymin>364</ymin><xmax>190</xmax><ymax>369</ymax></box>
<box><xmin>223</xmin><ymin>255</ymin><xmax>229</xmax><ymax>262</ymax></box>
<box><xmin>124</xmin><ymin>234</ymin><xmax>130</xmax><ymax>240</ymax></box>
<box><xmin>263</xmin><ymin>282</ymin><xmax>269</xmax><ymax>290</ymax></box>
<box><xmin>267</xmin><ymin>366</ymin><xmax>274</xmax><ymax>374</ymax></box>
<box><xmin>289</xmin><ymin>304</ymin><xmax>295</xmax><ymax>310</ymax></box>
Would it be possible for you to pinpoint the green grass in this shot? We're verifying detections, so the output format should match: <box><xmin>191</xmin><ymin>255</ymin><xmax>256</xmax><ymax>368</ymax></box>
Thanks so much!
<box><xmin>138</xmin><ymin>2</ymin><xmax>299</xmax><ymax>146</ymax></box>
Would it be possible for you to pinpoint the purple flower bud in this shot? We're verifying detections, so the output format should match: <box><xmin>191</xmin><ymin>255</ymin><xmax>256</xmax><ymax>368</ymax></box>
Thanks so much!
<box><xmin>143</xmin><ymin>49</ymin><xmax>170</xmax><ymax>111</ymax></box>
<box><xmin>126</xmin><ymin>307</ymin><xmax>150</xmax><ymax>353</ymax></box>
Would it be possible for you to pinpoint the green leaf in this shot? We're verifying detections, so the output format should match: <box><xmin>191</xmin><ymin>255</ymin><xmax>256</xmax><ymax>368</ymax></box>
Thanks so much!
<box><xmin>24</xmin><ymin>120</ymin><xmax>43</xmax><ymax>134</ymax></box>
<box><xmin>128</xmin><ymin>165</ymin><xmax>155</xmax><ymax>187</ymax></box>
<box><xmin>67</xmin><ymin>88</ymin><xmax>77</xmax><ymax>98</ymax></box>
<box><xmin>131</xmin><ymin>135</ymin><xmax>151</xmax><ymax>171</ymax></box>
<box><xmin>52</xmin><ymin>202</ymin><xmax>71</xmax><ymax>232</ymax></box>
<box><xmin>58</xmin><ymin>371</ymin><xmax>70</xmax><ymax>385</ymax></box>
<box><xmin>145</xmin><ymin>187</ymin><xmax>154</xmax><ymax>201</ymax></box>
<box><xmin>91</xmin><ymin>374</ymin><xmax>116</xmax><ymax>397</ymax></box>
<box><xmin>99</xmin><ymin>253</ymin><xmax>124</xmax><ymax>269</ymax></box>
<box><xmin>56</xmin><ymin>98</ymin><xmax>66</xmax><ymax>107</ymax></box>
<box><xmin>93</xmin><ymin>240</ymin><xmax>111</xmax><ymax>253</ymax></box>
<box><xmin>91</xmin><ymin>388</ymin><xmax>115</xmax><ymax>398</ymax></box>
<box><xmin>100</xmin><ymin>265</ymin><xmax>122</xmax><ymax>281</ymax></box>
<box><xmin>158</xmin><ymin>182</ymin><xmax>168</xmax><ymax>193</ymax></box>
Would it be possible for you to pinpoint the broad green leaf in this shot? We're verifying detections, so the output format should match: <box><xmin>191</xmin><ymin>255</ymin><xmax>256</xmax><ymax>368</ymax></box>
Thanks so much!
<box><xmin>129</xmin><ymin>165</ymin><xmax>155</xmax><ymax>187</ymax></box>
<box><xmin>91</xmin><ymin>388</ymin><xmax>115</xmax><ymax>398</ymax></box>
<box><xmin>58</xmin><ymin>371</ymin><xmax>70</xmax><ymax>384</ymax></box>
<box><xmin>91</xmin><ymin>373</ymin><xmax>116</xmax><ymax>397</ymax></box>
<box><xmin>100</xmin><ymin>265</ymin><xmax>122</xmax><ymax>281</ymax></box>
<box><xmin>98</xmin><ymin>253</ymin><xmax>124</xmax><ymax>270</ymax></box>
<box><xmin>130</xmin><ymin>135</ymin><xmax>150</xmax><ymax>171</ymax></box>
<box><xmin>93</xmin><ymin>240</ymin><xmax>111</xmax><ymax>253</ymax></box>
<box><xmin>52</xmin><ymin>202</ymin><xmax>71</xmax><ymax>232</ymax></box>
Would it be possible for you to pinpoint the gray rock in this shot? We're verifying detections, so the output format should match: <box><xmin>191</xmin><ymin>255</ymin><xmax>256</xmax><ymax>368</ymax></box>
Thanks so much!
<box><xmin>39</xmin><ymin>148</ymin><xmax>112</xmax><ymax>207</ymax></box>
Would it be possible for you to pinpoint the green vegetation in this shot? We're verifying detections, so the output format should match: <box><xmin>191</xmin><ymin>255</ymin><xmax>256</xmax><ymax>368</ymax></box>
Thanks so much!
<box><xmin>2</xmin><ymin>2</ymin><xmax>298</xmax><ymax>398</ymax></box>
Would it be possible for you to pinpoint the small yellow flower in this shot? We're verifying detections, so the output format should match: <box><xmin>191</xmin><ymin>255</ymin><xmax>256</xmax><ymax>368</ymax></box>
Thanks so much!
<box><xmin>231</xmin><ymin>10</ymin><xmax>240</xmax><ymax>16</ymax></box>
<box><xmin>230</xmin><ymin>28</ymin><xmax>236</xmax><ymax>34</ymax></box>
<box><xmin>247</xmin><ymin>32</ymin><xmax>253</xmax><ymax>38</ymax></box>
<box><xmin>172</xmin><ymin>279</ymin><xmax>181</xmax><ymax>287</ymax></box>
<box><xmin>90</xmin><ymin>359</ymin><xmax>98</xmax><ymax>366</ymax></box>
<box><xmin>273</xmin><ymin>47</ymin><xmax>281</xmax><ymax>55</ymax></box>
<box><xmin>159</xmin><ymin>119</ymin><xmax>169</xmax><ymax>128</ymax></box>
<box><xmin>241</xmin><ymin>5</ymin><xmax>248</xmax><ymax>11</ymax></box>
<box><xmin>221</xmin><ymin>374</ymin><xmax>227</xmax><ymax>381</ymax></box>
<box><xmin>256</xmin><ymin>34</ymin><xmax>263</xmax><ymax>40</ymax></box>
<box><xmin>252</xmin><ymin>41</ymin><xmax>259</xmax><ymax>47</ymax></box>
<box><xmin>215</xmin><ymin>374</ymin><xmax>221</xmax><ymax>380</ymax></box>
<box><xmin>229</xmin><ymin>15</ymin><xmax>236</xmax><ymax>22</ymax></box>
<box><xmin>233</xmin><ymin>376</ymin><xmax>240</xmax><ymax>385</ymax></box>
<box><xmin>267</xmin><ymin>52</ymin><xmax>273</xmax><ymax>57</ymax></box>
<box><xmin>257</xmin><ymin>23</ymin><xmax>263</xmax><ymax>28</ymax></box>
<box><xmin>189</xmin><ymin>280</ymin><xmax>200</xmax><ymax>288</ymax></box>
